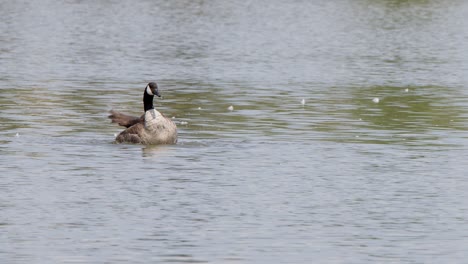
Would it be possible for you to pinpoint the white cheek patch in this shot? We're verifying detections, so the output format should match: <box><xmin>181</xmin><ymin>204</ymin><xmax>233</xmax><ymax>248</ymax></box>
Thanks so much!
<box><xmin>146</xmin><ymin>85</ymin><xmax>153</xmax><ymax>95</ymax></box>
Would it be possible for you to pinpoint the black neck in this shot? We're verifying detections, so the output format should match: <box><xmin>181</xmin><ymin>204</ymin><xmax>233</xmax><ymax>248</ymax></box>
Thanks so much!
<box><xmin>143</xmin><ymin>91</ymin><xmax>154</xmax><ymax>112</ymax></box>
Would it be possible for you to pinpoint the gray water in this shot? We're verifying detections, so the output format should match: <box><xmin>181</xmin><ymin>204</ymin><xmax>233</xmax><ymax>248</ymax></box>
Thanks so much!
<box><xmin>1</xmin><ymin>0</ymin><xmax>468</xmax><ymax>263</ymax></box>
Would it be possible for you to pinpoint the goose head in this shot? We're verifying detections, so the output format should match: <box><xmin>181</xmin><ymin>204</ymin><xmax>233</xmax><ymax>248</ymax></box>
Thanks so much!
<box><xmin>143</xmin><ymin>82</ymin><xmax>161</xmax><ymax>112</ymax></box>
<box><xmin>145</xmin><ymin>82</ymin><xmax>161</xmax><ymax>97</ymax></box>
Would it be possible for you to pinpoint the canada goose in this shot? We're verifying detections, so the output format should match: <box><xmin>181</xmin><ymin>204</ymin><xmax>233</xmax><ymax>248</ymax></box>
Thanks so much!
<box><xmin>109</xmin><ymin>82</ymin><xmax>177</xmax><ymax>144</ymax></box>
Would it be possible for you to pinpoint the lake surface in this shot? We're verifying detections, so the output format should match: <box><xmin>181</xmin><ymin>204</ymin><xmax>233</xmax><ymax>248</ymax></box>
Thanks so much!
<box><xmin>1</xmin><ymin>0</ymin><xmax>468</xmax><ymax>263</ymax></box>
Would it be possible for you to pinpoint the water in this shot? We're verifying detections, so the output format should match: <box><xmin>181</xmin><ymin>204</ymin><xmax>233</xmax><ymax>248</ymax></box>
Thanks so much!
<box><xmin>1</xmin><ymin>0</ymin><xmax>468</xmax><ymax>263</ymax></box>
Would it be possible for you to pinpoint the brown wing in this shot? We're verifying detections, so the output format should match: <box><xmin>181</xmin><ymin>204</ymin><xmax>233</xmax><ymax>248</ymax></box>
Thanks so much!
<box><xmin>115</xmin><ymin>123</ymin><xmax>145</xmax><ymax>143</ymax></box>
<box><xmin>108</xmin><ymin>110</ymin><xmax>144</xmax><ymax>128</ymax></box>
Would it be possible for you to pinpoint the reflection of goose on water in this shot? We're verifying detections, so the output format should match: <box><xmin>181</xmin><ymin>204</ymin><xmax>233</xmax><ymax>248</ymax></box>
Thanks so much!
<box><xmin>109</xmin><ymin>82</ymin><xmax>177</xmax><ymax>145</ymax></box>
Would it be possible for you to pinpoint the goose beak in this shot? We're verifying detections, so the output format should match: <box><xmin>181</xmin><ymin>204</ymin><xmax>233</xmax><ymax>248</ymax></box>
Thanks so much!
<box><xmin>148</xmin><ymin>87</ymin><xmax>161</xmax><ymax>97</ymax></box>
